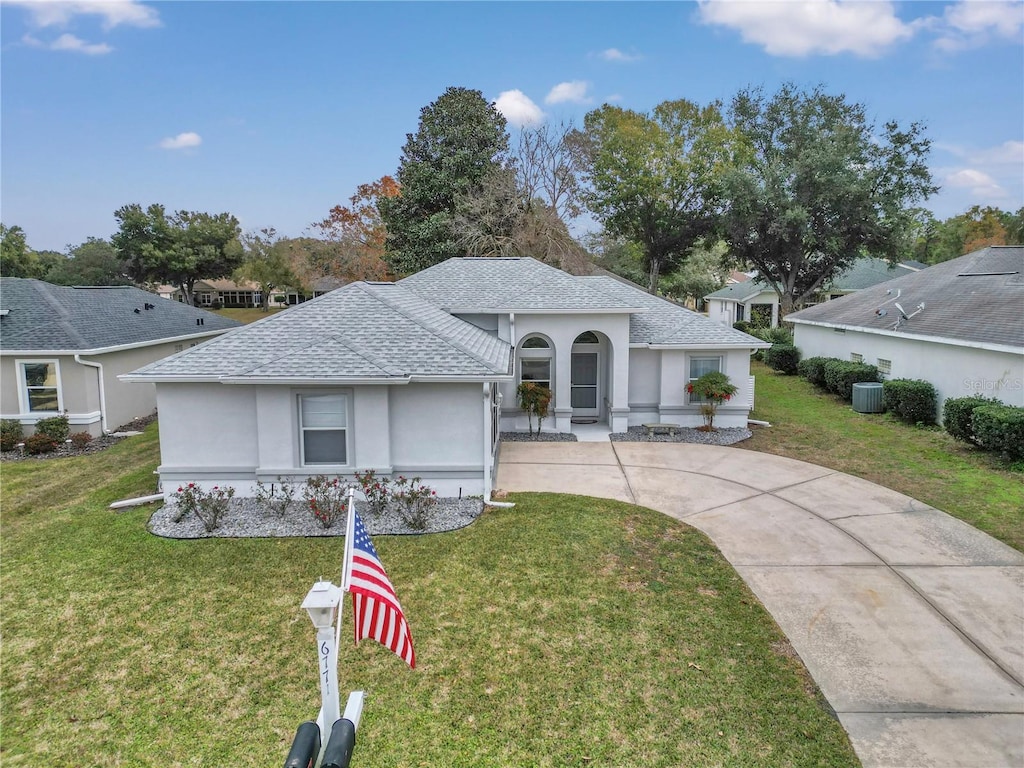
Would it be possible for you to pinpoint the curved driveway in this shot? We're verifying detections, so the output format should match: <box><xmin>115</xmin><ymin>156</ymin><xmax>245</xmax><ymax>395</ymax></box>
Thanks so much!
<box><xmin>495</xmin><ymin>441</ymin><xmax>1024</xmax><ymax>768</ymax></box>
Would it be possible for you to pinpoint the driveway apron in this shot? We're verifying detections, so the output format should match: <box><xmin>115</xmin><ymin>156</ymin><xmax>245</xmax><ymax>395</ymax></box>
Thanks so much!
<box><xmin>496</xmin><ymin>441</ymin><xmax>1024</xmax><ymax>768</ymax></box>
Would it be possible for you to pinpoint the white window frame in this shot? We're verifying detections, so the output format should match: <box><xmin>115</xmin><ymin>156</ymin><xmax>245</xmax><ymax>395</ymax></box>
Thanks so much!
<box><xmin>688</xmin><ymin>356</ymin><xmax>723</xmax><ymax>405</ymax></box>
<box><xmin>16</xmin><ymin>358</ymin><xmax>64</xmax><ymax>415</ymax></box>
<box><xmin>518</xmin><ymin>334</ymin><xmax>554</xmax><ymax>397</ymax></box>
<box><xmin>297</xmin><ymin>392</ymin><xmax>352</xmax><ymax>467</ymax></box>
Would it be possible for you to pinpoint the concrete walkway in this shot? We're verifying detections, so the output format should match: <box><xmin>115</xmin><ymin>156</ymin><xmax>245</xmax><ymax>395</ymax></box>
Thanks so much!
<box><xmin>495</xmin><ymin>441</ymin><xmax>1024</xmax><ymax>768</ymax></box>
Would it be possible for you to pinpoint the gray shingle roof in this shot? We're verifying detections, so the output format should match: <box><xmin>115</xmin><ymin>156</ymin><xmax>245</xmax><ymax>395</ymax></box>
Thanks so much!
<box><xmin>583</xmin><ymin>277</ymin><xmax>768</xmax><ymax>346</ymax></box>
<box><xmin>399</xmin><ymin>257</ymin><xmax>638</xmax><ymax>311</ymax></box>
<box><xmin>0</xmin><ymin>278</ymin><xmax>241</xmax><ymax>351</ymax></box>
<box><xmin>787</xmin><ymin>246</ymin><xmax>1024</xmax><ymax>349</ymax></box>
<box><xmin>128</xmin><ymin>281</ymin><xmax>512</xmax><ymax>381</ymax></box>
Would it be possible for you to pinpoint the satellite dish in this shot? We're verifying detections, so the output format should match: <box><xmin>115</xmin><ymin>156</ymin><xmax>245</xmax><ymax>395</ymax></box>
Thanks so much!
<box><xmin>894</xmin><ymin>302</ymin><xmax>908</xmax><ymax>319</ymax></box>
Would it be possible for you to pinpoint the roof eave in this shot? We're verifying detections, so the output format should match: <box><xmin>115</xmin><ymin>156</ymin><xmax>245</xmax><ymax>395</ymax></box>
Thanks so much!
<box><xmin>445</xmin><ymin>306</ymin><xmax>643</xmax><ymax>315</ymax></box>
<box><xmin>637</xmin><ymin>341</ymin><xmax>772</xmax><ymax>350</ymax></box>
<box><xmin>789</xmin><ymin>317</ymin><xmax>1023</xmax><ymax>355</ymax></box>
<box><xmin>0</xmin><ymin>328</ymin><xmax>234</xmax><ymax>357</ymax></box>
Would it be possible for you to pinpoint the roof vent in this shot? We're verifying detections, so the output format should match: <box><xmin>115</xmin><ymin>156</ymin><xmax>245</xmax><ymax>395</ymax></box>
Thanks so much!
<box><xmin>133</xmin><ymin>308</ymin><xmax>141</xmax><ymax>314</ymax></box>
<box><xmin>196</xmin><ymin>317</ymin><xmax>205</xmax><ymax>326</ymax></box>
<box><xmin>144</xmin><ymin>302</ymin><xmax>155</xmax><ymax>310</ymax></box>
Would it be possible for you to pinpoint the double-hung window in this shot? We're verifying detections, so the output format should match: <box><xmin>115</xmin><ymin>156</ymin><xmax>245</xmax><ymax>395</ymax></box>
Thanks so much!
<box><xmin>688</xmin><ymin>356</ymin><xmax>722</xmax><ymax>404</ymax></box>
<box><xmin>19</xmin><ymin>360</ymin><xmax>62</xmax><ymax>413</ymax></box>
<box><xmin>299</xmin><ymin>394</ymin><xmax>348</xmax><ymax>465</ymax></box>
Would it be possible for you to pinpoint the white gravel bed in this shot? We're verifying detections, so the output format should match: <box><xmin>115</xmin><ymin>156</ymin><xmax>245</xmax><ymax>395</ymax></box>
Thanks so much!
<box><xmin>148</xmin><ymin>497</ymin><xmax>484</xmax><ymax>539</ymax></box>
<box><xmin>610</xmin><ymin>426</ymin><xmax>752</xmax><ymax>445</ymax></box>
<box><xmin>499</xmin><ymin>431</ymin><xmax>578</xmax><ymax>442</ymax></box>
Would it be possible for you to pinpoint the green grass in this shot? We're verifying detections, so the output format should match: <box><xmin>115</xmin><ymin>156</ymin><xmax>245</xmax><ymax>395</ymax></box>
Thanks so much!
<box><xmin>0</xmin><ymin>424</ymin><xmax>858</xmax><ymax>767</ymax></box>
<box><xmin>746</xmin><ymin>361</ymin><xmax>1024</xmax><ymax>551</ymax></box>
<box><xmin>211</xmin><ymin>306</ymin><xmax>287</xmax><ymax>324</ymax></box>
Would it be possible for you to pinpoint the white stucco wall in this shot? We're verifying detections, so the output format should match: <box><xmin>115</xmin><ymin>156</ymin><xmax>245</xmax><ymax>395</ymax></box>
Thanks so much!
<box><xmin>794</xmin><ymin>324</ymin><xmax>1024</xmax><ymax>416</ymax></box>
<box><xmin>152</xmin><ymin>380</ymin><xmax>489</xmax><ymax>497</ymax></box>
<box><xmin>650</xmin><ymin>348</ymin><xmax>755</xmax><ymax>428</ymax></box>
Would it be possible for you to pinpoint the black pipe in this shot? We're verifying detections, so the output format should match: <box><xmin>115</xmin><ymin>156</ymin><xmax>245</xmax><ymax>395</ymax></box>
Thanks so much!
<box><xmin>282</xmin><ymin>721</ymin><xmax>321</xmax><ymax>768</ymax></box>
<box><xmin>321</xmin><ymin>718</ymin><xmax>357</xmax><ymax>768</ymax></box>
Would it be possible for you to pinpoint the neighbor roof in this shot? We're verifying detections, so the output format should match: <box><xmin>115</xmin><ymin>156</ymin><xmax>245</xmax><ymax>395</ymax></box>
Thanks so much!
<box><xmin>399</xmin><ymin>257</ymin><xmax>640</xmax><ymax>312</ymax></box>
<box><xmin>704</xmin><ymin>258</ymin><xmax>920</xmax><ymax>301</ymax></box>
<box><xmin>581</xmin><ymin>276</ymin><xmax>768</xmax><ymax>347</ymax></box>
<box><xmin>126</xmin><ymin>281</ymin><xmax>513</xmax><ymax>382</ymax></box>
<box><xmin>0</xmin><ymin>278</ymin><xmax>241</xmax><ymax>352</ymax></box>
<box><xmin>787</xmin><ymin>246</ymin><xmax>1024</xmax><ymax>350</ymax></box>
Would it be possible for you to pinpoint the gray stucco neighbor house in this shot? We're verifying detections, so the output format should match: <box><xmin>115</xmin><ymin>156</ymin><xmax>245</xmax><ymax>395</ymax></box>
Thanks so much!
<box><xmin>788</xmin><ymin>246</ymin><xmax>1024</xmax><ymax>417</ymax></box>
<box><xmin>125</xmin><ymin>257</ymin><xmax>767</xmax><ymax>498</ymax></box>
<box><xmin>0</xmin><ymin>278</ymin><xmax>241</xmax><ymax>436</ymax></box>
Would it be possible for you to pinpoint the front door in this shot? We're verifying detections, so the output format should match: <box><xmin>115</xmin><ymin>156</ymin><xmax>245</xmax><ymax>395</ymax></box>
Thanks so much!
<box><xmin>571</xmin><ymin>352</ymin><xmax>599</xmax><ymax>417</ymax></box>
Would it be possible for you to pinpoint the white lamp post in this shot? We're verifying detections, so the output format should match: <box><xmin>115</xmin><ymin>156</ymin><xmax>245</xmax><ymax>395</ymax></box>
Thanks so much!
<box><xmin>301</xmin><ymin>580</ymin><xmax>343</xmax><ymax>735</ymax></box>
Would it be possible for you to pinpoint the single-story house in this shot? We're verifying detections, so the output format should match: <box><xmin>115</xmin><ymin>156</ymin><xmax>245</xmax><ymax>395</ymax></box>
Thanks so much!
<box><xmin>0</xmin><ymin>278</ymin><xmax>241</xmax><ymax>436</ymax></box>
<box><xmin>124</xmin><ymin>257</ymin><xmax>768</xmax><ymax>497</ymax></box>
<box><xmin>157</xmin><ymin>279</ymin><xmax>291</xmax><ymax>309</ymax></box>
<box><xmin>787</xmin><ymin>246</ymin><xmax>1023</xmax><ymax>416</ymax></box>
<box><xmin>705</xmin><ymin>258</ymin><xmax>927</xmax><ymax>329</ymax></box>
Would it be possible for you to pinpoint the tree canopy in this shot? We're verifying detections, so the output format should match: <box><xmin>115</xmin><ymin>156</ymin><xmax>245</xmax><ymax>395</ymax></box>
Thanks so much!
<box><xmin>233</xmin><ymin>228</ymin><xmax>299</xmax><ymax>311</ymax></box>
<box><xmin>574</xmin><ymin>99</ymin><xmax>737</xmax><ymax>293</ymax></box>
<box><xmin>379</xmin><ymin>87</ymin><xmax>510</xmax><ymax>275</ymax></box>
<box><xmin>112</xmin><ymin>204</ymin><xmax>242</xmax><ymax>305</ymax></box>
<box><xmin>313</xmin><ymin>175</ymin><xmax>398</xmax><ymax>281</ymax></box>
<box><xmin>1</xmin><ymin>224</ymin><xmax>39</xmax><ymax>278</ymax></box>
<box><xmin>719</xmin><ymin>83</ymin><xmax>937</xmax><ymax>315</ymax></box>
<box><xmin>45</xmin><ymin>237</ymin><xmax>131</xmax><ymax>286</ymax></box>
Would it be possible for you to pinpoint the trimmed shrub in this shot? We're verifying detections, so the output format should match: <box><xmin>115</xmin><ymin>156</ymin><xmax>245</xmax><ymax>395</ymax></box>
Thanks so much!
<box><xmin>971</xmin><ymin>404</ymin><xmax>1024</xmax><ymax>461</ymax></box>
<box><xmin>797</xmin><ymin>356</ymin><xmax>836</xmax><ymax>388</ymax></box>
<box><xmin>24</xmin><ymin>433</ymin><xmax>58</xmax><ymax>455</ymax></box>
<box><xmin>882</xmin><ymin>379</ymin><xmax>937</xmax><ymax>425</ymax></box>
<box><xmin>764</xmin><ymin>344</ymin><xmax>801</xmax><ymax>375</ymax></box>
<box><xmin>1</xmin><ymin>419</ymin><xmax>23</xmax><ymax>451</ymax></box>
<box><xmin>823</xmin><ymin>360</ymin><xmax>879</xmax><ymax>401</ymax></box>
<box><xmin>733</xmin><ymin>320</ymin><xmax>753</xmax><ymax>333</ymax></box>
<box><xmin>943</xmin><ymin>395</ymin><xmax>1001</xmax><ymax>445</ymax></box>
<box><xmin>34</xmin><ymin>414</ymin><xmax>69</xmax><ymax>442</ymax></box>
<box><xmin>758</xmin><ymin>327</ymin><xmax>794</xmax><ymax>347</ymax></box>
<box><xmin>70</xmin><ymin>431</ymin><xmax>93</xmax><ymax>449</ymax></box>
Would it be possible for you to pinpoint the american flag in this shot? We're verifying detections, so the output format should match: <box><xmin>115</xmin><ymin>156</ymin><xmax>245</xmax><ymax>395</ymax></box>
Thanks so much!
<box><xmin>342</xmin><ymin>504</ymin><xmax>416</xmax><ymax>668</ymax></box>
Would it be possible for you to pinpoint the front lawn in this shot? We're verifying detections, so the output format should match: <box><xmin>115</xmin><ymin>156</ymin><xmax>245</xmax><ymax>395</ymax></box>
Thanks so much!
<box><xmin>210</xmin><ymin>306</ymin><xmax>287</xmax><ymax>324</ymax></box>
<box><xmin>746</xmin><ymin>361</ymin><xmax>1024</xmax><ymax>552</ymax></box>
<box><xmin>0</xmin><ymin>425</ymin><xmax>857</xmax><ymax>767</ymax></box>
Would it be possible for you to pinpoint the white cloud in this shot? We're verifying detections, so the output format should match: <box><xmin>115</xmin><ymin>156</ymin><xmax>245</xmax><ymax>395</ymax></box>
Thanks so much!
<box><xmin>494</xmin><ymin>90</ymin><xmax>545</xmax><ymax>128</ymax></box>
<box><xmin>6</xmin><ymin>0</ymin><xmax>161</xmax><ymax>29</ymax></box>
<box><xmin>697</xmin><ymin>0</ymin><xmax>916</xmax><ymax>57</ymax></box>
<box><xmin>599</xmin><ymin>48</ymin><xmax>641</xmax><ymax>62</ymax></box>
<box><xmin>160</xmin><ymin>132</ymin><xmax>202</xmax><ymax>150</ymax></box>
<box><xmin>545</xmin><ymin>81</ymin><xmax>591</xmax><ymax>105</ymax></box>
<box><xmin>934</xmin><ymin>0</ymin><xmax>1023</xmax><ymax>51</ymax></box>
<box><xmin>944</xmin><ymin>168</ymin><xmax>1006</xmax><ymax>197</ymax></box>
<box><xmin>47</xmin><ymin>33</ymin><xmax>113</xmax><ymax>54</ymax></box>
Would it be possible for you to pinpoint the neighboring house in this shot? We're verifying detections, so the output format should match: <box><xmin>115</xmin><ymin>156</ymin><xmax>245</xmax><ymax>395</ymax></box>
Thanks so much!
<box><xmin>705</xmin><ymin>258</ymin><xmax>926</xmax><ymax>328</ymax></box>
<box><xmin>156</xmin><ymin>279</ymin><xmax>290</xmax><ymax>308</ymax></box>
<box><xmin>0</xmin><ymin>279</ymin><xmax>242</xmax><ymax>437</ymax></box>
<box><xmin>787</xmin><ymin>246</ymin><xmax>1024</xmax><ymax>416</ymax></box>
<box><xmin>125</xmin><ymin>257</ymin><xmax>768</xmax><ymax>497</ymax></box>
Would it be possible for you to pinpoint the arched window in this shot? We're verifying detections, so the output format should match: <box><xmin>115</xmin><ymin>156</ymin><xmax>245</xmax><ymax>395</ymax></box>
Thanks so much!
<box><xmin>574</xmin><ymin>331</ymin><xmax>599</xmax><ymax>344</ymax></box>
<box><xmin>518</xmin><ymin>335</ymin><xmax>553</xmax><ymax>393</ymax></box>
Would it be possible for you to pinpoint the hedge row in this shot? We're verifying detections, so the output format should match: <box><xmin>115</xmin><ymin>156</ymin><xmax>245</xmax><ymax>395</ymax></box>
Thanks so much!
<box><xmin>882</xmin><ymin>379</ymin><xmax>937</xmax><ymax>425</ymax></box>
<box><xmin>823</xmin><ymin>360</ymin><xmax>880</xmax><ymax>401</ymax></box>
<box><xmin>943</xmin><ymin>396</ymin><xmax>1024</xmax><ymax>460</ymax></box>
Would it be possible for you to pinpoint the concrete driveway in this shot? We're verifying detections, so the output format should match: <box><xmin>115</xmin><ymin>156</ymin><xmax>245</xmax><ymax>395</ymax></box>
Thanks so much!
<box><xmin>495</xmin><ymin>441</ymin><xmax>1024</xmax><ymax>768</ymax></box>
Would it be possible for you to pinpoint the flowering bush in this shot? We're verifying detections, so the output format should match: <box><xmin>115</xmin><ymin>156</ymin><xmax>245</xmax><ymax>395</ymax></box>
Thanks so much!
<box><xmin>686</xmin><ymin>371</ymin><xmax>738</xmax><ymax>431</ymax></box>
<box><xmin>172</xmin><ymin>483</ymin><xmax>235</xmax><ymax>531</ymax></box>
<box><xmin>302</xmin><ymin>475</ymin><xmax>350</xmax><ymax>529</ymax></box>
<box><xmin>255</xmin><ymin>477</ymin><xmax>297</xmax><ymax>518</ymax></box>
<box><xmin>391</xmin><ymin>475</ymin><xmax>437</xmax><ymax>531</ymax></box>
<box><xmin>70</xmin><ymin>431</ymin><xmax>93</xmax><ymax>449</ymax></box>
<box><xmin>354</xmin><ymin>469</ymin><xmax>390</xmax><ymax>518</ymax></box>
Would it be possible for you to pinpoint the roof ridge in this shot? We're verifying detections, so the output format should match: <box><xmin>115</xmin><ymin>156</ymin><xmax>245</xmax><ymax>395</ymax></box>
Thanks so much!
<box><xmin>358</xmin><ymin>282</ymin><xmax>507</xmax><ymax>372</ymax></box>
<box><xmin>35</xmin><ymin>281</ymin><xmax>91</xmax><ymax>348</ymax></box>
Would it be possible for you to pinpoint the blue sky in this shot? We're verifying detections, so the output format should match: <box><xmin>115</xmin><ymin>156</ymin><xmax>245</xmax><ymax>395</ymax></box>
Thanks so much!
<box><xmin>2</xmin><ymin>0</ymin><xmax>1022</xmax><ymax>252</ymax></box>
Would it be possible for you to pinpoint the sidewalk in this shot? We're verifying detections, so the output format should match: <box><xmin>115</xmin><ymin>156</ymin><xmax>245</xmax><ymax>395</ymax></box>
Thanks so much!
<box><xmin>496</xmin><ymin>441</ymin><xmax>1024</xmax><ymax>768</ymax></box>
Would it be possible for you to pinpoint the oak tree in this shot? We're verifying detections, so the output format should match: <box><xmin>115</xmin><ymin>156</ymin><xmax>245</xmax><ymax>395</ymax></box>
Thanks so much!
<box><xmin>719</xmin><ymin>84</ymin><xmax>937</xmax><ymax>315</ymax></box>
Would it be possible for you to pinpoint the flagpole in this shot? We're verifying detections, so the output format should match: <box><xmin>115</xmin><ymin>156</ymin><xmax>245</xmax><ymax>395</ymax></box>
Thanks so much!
<box><xmin>337</xmin><ymin>486</ymin><xmax>357</xmax><ymax>650</ymax></box>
